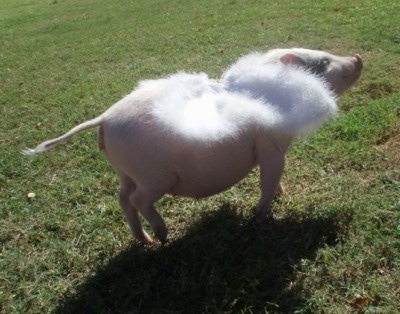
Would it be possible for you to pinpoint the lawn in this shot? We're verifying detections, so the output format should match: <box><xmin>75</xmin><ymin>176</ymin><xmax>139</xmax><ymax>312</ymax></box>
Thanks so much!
<box><xmin>1</xmin><ymin>0</ymin><xmax>399</xmax><ymax>313</ymax></box>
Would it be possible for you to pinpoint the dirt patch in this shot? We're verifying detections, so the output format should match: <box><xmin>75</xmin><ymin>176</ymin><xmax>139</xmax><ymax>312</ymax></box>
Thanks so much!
<box><xmin>363</xmin><ymin>81</ymin><xmax>394</xmax><ymax>100</ymax></box>
<box><xmin>374</xmin><ymin>123</ymin><xmax>400</xmax><ymax>166</ymax></box>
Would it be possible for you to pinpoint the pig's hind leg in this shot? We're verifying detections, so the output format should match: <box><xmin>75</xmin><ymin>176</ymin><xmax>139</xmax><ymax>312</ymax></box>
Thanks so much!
<box><xmin>128</xmin><ymin>188</ymin><xmax>168</xmax><ymax>244</ymax></box>
<box><xmin>119</xmin><ymin>176</ymin><xmax>154</xmax><ymax>244</ymax></box>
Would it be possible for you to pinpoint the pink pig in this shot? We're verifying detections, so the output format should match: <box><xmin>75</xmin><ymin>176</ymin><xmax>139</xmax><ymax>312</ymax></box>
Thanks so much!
<box><xmin>25</xmin><ymin>48</ymin><xmax>362</xmax><ymax>244</ymax></box>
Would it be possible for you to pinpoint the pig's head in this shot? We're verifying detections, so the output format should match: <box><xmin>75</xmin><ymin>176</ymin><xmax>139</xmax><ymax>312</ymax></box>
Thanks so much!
<box><xmin>263</xmin><ymin>48</ymin><xmax>363</xmax><ymax>95</ymax></box>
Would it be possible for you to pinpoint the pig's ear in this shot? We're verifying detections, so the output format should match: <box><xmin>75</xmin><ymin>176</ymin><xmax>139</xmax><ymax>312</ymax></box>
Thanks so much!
<box><xmin>279</xmin><ymin>53</ymin><xmax>302</xmax><ymax>65</ymax></box>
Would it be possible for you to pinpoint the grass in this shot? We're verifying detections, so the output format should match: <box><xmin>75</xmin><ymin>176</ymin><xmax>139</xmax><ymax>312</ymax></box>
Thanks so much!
<box><xmin>1</xmin><ymin>0</ymin><xmax>399</xmax><ymax>313</ymax></box>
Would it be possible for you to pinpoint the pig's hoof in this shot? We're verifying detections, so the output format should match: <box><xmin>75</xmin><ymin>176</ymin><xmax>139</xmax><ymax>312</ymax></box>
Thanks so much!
<box><xmin>276</xmin><ymin>183</ymin><xmax>285</xmax><ymax>195</ymax></box>
<box><xmin>255</xmin><ymin>213</ymin><xmax>265</xmax><ymax>224</ymax></box>
<box><xmin>143</xmin><ymin>237</ymin><xmax>154</xmax><ymax>245</ymax></box>
<box><xmin>138</xmin><ymin>236</ymin><xmax>154</xmax><ymax>245</ymax></box>
<box><xmin>255</xmin><ymin>208</ymin><xmax>273</xmax><ymax>224</ymax></box>
<box><xmin>155</xmin><ymin>228</ymin><xmax>168</xmax><ymax>244</ymax></box>
<box><xmin>134</xmin><ymin>230</ymin><xmax>154</xmax><ymax>245</ymax></box>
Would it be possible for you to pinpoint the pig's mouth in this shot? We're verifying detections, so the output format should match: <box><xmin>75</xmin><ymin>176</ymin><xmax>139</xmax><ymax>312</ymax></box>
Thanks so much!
<box><xmin>342</xmin><ymin>72</ymin><xmax>361</xmax><ymax>80</ymax></box>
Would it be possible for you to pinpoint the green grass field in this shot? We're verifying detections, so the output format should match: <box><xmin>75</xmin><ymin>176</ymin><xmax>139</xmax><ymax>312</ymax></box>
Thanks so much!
<box><xmin>1</xmin><ymin>0</ymin><xmax>399</xmax><ymax>312</ymax></box>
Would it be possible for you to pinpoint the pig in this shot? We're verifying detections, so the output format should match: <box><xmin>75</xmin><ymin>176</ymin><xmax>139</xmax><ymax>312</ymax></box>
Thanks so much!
<box><xmin>24</xmin><ymin>49</ymin><xmax>362</xmax><ymax>244</ymax></box>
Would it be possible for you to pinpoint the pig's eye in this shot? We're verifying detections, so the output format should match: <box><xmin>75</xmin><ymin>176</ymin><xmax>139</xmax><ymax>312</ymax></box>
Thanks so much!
<box><xmin>321</xmin><ymin>58</ymin><xmax>330</xmax><ymax>66</ymax></box>
<box><xmin>310</xmin><ymin>58</ymin><xmax>330</xmax><ymax>75</ymax></box>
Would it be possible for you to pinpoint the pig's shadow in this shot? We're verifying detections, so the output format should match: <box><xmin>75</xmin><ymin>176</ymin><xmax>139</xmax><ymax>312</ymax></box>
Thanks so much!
<box><xmin>55</xmin><ymin>205</ymin><xmax>344</xmax><ymax>313</ymax></box>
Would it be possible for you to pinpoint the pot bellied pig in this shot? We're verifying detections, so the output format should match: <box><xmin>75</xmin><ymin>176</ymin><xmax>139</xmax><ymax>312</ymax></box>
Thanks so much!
<box><xmin>25</xmin><ymin>49</ymin><xmax>362</xmax><ymax>244</ymax></box>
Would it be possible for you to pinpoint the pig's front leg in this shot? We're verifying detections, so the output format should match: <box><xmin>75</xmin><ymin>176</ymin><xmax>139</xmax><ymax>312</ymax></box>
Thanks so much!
<box><xmin>254</xmin><ymin>136</ymin><xmax>288</xmax><ymax>222</ymax></box>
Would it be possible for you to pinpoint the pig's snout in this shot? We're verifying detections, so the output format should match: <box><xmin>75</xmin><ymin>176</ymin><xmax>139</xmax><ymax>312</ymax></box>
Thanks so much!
<box><xmin>353</xmin><ymin>54</ymin><xmax>363</xmax><ymax>72</ymax></box>
<box><xmin>329</xmin><ymin>53</ymin><xmax>363</xmax><ymax>95</ymax></box>
<box><xmin>341</xmin><ymin>54</ymin><xmax>363</xmax><ymax>81</ymax></box>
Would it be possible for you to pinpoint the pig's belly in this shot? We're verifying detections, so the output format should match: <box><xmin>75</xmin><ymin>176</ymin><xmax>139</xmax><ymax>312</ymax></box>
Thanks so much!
<box><xmin>168</xmin><ymin>140</ymin><xmax>257</xmax><ymax>199</ymax></box>
<box><xmin>102</xmin><ymin>119</ymin><xmax>257</xmax><ymax>199</ymax></box>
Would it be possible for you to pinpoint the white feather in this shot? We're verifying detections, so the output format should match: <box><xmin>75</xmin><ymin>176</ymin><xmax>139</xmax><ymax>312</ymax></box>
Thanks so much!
<box><xmin>149</xmin><ymin>59</ymin><xmax>336</xmax><ymax>141</ymax></box>
<box><xmin>150</xmin><ymin>72</ymin><xmax>281</xmax><ymax>141</ymax></box>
